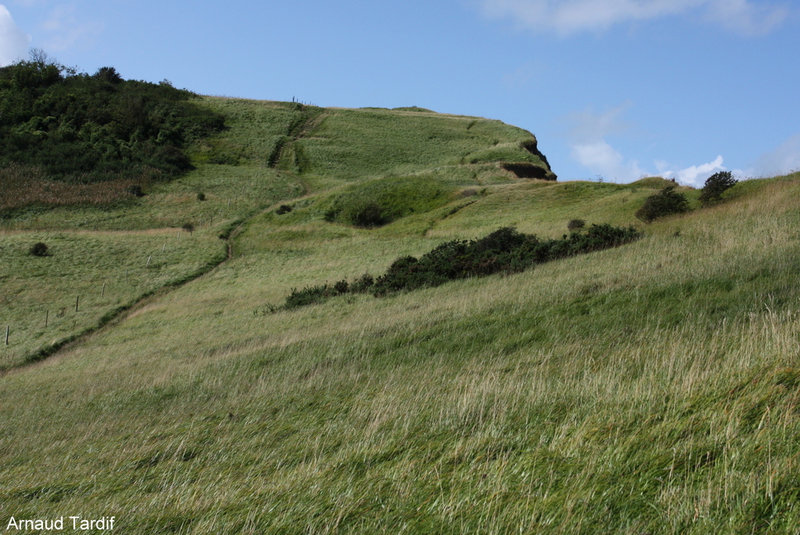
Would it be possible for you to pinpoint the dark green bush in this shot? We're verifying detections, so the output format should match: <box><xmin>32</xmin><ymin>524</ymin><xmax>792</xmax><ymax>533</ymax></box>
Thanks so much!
<box><xmin>276</xmin><ymin>204</ymin><xmax>293</xmax><ymax>215</ymax></box>
<box><xmin>285</xmin><ymin>284</ymin><xmax>334</xmax><ymax>309</ymax></box>
<box><xmin>182</xmin><ymin>223</ymin><xmax>194</xmax><ymax>234</ymax></box>
<box><xmin>699</xmin><ymin>171</ymin><xmax>737</xmax><ymax>206</ymax></box>
<box><xmin>277</xmin><ymin>226</ymin><xmax>642</xmax><ymax>309</ymax></box>
<box><xmin>351</xmin><ymin>202</ymin><xmax>386</xmax><ymax>227</ymax></box>
<box><xmin>635</xmin><ymin>186</ymin><xmax>689</xmax><ymax>222</ymax></box>
<box><xmin>196</xmin><ymin>192</ymin><xmax>206</xmax><ymax>201</ymax></box>
<box><xmin>333</xmin><ymin>280</ymin><xmax>349</xmax><ymax>294</ymax></box>
<box><xmin>350</xmin><ymin>273</ymin><xmax>374</xmax><ymax>293</ymax></box>
<box><xmin>29</xmin><ymin>242</ymin><xmax>49</xmax><ymax>256</ymax></box>
<box><xmin>567</xmin><ymin>219</ymin><xmax>586</xmax><ymax>231</ymax></box>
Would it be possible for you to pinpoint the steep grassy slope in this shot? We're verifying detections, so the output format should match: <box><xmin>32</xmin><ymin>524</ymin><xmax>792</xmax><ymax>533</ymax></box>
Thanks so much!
<box><xmin>1</xmin><ymin>97</ymin><xmax>798</xmax><ymax>533</ymax></box>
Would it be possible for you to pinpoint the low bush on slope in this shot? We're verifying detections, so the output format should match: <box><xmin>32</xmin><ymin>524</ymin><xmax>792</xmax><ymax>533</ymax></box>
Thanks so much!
<box><xmin>281</xmin><ymin>223</ymin><xmax>641</xmax><ymax>309</ymax></box>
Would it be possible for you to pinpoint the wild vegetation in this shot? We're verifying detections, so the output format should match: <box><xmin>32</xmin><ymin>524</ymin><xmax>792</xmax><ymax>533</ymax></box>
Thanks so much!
<box><xmin>283</xmin><ymin>223</ymin><xmax>641</xmax><ymax>308</ymax></box>
<box><xmin>699</xmin><ymin>170</ymin><xmax>739</xmax><ymax>206</ymax></box>
<box><xmin>635</xmin><ymin>184</ymin><xmax>690</xmax><ymax>222</ymax></box>
<box><xmin>0</xmin><ymin>54</ymin><xmax>225</xmax><ymax>210</ymax></box>
<box><xmin>1</xmin><ymin>87</ymin><xmax>798</xmax><ymax>534</ymax></box>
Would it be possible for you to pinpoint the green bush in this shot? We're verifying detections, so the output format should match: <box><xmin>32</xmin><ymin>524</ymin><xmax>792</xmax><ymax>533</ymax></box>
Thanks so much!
<box><xmin>699</xmin><ymin>171</ymin><xmax>737</xmax><ymax>206</ymax></box>
<box><xmin>635</xmin><ymin>186</ymin><xmax>689</xmax><ymax>222</ymax></box>
<box><xmin>29</xmin><ymin>242</ymin><xmax>49</xmax><ymax>257</ymax></box>
<box><xmin>567</xmin><ymin>219</ymin><xmax>586</xmax><ymax>231</ymax></box>
<box><xmin>278</xmin><ymin>224</ymin><xmax>642</xmax><ymax>309</ymax></box>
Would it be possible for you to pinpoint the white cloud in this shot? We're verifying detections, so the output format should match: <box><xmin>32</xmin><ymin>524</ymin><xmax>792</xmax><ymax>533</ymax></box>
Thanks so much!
<box><xmin>480</xmin><ymin>0</ymin><xmax>789</xmax><ymax>35</ymax></box>
<box><xmin>751</xmin><ymin>133</ymin><xmax>800</xmax><ymax>177</ymax></box>
<box><xmin>565</xmin><ymin>103</ymin><xmax>646</xmax><ymax>181</ymax></box>
<box><xmin>0</xmin><ymin>4</ymin><xmax>30</xmax><ymax>66</ymax></box>
<box><xmin>571</xmin><ymin>140</ymin><xmax>645</xmax><ymax>181</ymax></box>
<box><xmin>660</xmin><ymin>155</ymin><xmax>726</xmax><ymax>186</ymax></box>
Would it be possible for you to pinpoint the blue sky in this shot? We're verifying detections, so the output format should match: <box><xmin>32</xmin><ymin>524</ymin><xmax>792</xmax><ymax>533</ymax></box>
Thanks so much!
<box><xmin>2</xmin><ymin>0</ymin><xmax>799</xmax><ymax>185</ymax></box>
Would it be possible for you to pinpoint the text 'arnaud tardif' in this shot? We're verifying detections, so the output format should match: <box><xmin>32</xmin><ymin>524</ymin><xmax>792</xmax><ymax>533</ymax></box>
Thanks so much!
<box><xmin>5</xmin><ymin>516</ymin><xmax>115</xmax><ymax>531</ymax></box>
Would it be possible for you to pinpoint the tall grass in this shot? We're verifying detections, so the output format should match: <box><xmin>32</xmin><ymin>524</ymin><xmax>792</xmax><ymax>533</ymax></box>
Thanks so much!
<box><xmin>0</xmin><ymin>172</ymin><xmax>798</xmax><ymax>532</ymax></box>
<box><xmin>1</xmin><ymin>94</ymin><xmax>798</xmax><ymax>533</ymax></box>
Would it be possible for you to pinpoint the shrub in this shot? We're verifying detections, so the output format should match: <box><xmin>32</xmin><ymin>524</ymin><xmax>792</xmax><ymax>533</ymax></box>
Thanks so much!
<box><xmin>29</xmin><ymin>242</ymin><xmax>49</xmax><ymax>256</ymax></box>
<box><xmin>350</xmin><ymin>202</ymin><xmax>386</xmax><ymax>228</ymax></box>
<box><xmin>350</xmin><ymin>273</ymin><xmax>374</xmax><ymax>293</ymax></box>
<box><xmin>276</xmin><ymin>204</ymin><xmax>293</xmax><ymax>215</ymax></box>
<box><xmin>699</xmin><ymin>171</ymin><xmax>737</xmax><ymax>206</ymax></box>
<box><xmin>196</xmin><ymin>192</ymin><xmax>206</xmax><ymax>201</ymax></box>
<box><xmin>284</xmin><ymin>284</ymin><xmax>334</xmax><ymax>309</ymax></box>
<box><xmin>279</xmin><ymin>224</ymin><xmax>642</xmax><ymax>308</ymax></box>
<box><xmin>182</xmin><ymin>223</ymin><xmax>194</xmax><ymax>234</ymax></box>
<box><xmin>333</xmin><ymin>280</ymin><xmax>349</xmax><ymax>294</ymax></box>
<box><xmin>567</xmin><ymin>219</ymin><xmax>586</xmax><ymax>231</ymax></box>
<box><xmin>635</xmin><ymin>186</ymin><xmax>689</xmax><ymax>222</ymax></box>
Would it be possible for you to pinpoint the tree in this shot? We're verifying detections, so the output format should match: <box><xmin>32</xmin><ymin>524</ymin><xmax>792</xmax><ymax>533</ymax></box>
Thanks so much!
<box><xmin>699</xmin><ymin>171</ymin><xmax>738</xmax><ymax>206</ymax></box>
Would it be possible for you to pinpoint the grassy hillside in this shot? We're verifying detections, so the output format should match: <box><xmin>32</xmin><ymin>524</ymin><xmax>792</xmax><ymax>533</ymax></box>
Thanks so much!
<box><xmin>1</xmin><ymin>97</ymin><xmax>798</xmax><ymax>533</ymax></box>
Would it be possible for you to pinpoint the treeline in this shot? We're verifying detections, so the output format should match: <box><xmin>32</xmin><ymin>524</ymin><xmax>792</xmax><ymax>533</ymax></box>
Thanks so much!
<box><xmin>0</xmin><ymin>53</ymin><xmax>224</xmax><ymax>184</ymax></box>
<box><xmin>278</xmin><ymin>224</ymin><xmax>641</xmax><ymax>310</ymax></box>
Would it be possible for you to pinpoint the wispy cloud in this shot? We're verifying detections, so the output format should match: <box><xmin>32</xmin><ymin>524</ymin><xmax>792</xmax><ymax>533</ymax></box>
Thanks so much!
<box><xmin>41</xmin><ymin>4</ymin><xmax>103</xmax><ymax>52</ymax></box>
<box><xmin>0</xmin><ymin>4</ymin><xmax>30</xmax><ymax>66</ymax></box>
<box><xmin>480</xmin><ymin>0</ymin><xmax>790</xmax><ymax>35</ymax></box>
<box><xmin>750</xmin><ymin>133</ymin><xmax>800</xmax><ymax>177</ymax></box>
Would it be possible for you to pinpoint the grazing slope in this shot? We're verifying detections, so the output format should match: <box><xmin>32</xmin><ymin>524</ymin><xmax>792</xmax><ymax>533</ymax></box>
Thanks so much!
<box><xmin>1</xmin><ymin>96</ymin><xmax>798</xmax><ymax>534</ymax></box>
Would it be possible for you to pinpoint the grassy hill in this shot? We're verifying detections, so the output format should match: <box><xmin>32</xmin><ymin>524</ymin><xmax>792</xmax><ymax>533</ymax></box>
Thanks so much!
<box><xmin>1</xmin><ymin>97</ymin><xmax>798</xmax><ymax>534</ymax></box>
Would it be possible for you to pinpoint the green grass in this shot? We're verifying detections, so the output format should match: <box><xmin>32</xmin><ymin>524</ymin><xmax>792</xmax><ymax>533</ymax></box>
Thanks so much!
<box><xmin>0</xmin><ymin>227</ymin><xmax>225</xmax><ymax>369</ymax></box>
<box><xmin>0</xmin><ymin>97</ymin><xmax>798</xmax><ymax>533</ymax></box>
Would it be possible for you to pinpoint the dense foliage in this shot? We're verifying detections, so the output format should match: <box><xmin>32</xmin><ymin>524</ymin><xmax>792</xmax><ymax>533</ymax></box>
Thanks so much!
<box><xmin>0</xmin><ymin>55</ymin><xmax>225</xmax><ymax>184</ymax></box>
<box><xmin>282</xmin><ymin>223</ymin><xmax>642</xmax><ymax>309</ymax></box>
<box><xmin>635</xmin><ymin>185</ymin><xmax>690</xmax><ymax>222</ymax></box>
<box><xmin>699</xmin><ymin>171</ymin><xmax>738</xmax><ymax>206</ymax></box>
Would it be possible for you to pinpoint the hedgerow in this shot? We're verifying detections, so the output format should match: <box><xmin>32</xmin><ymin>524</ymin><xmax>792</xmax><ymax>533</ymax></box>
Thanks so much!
<box><xmin>277</xmin><ymin>223</ymin><xmax>641</xmax><ymax>310</ymax></box>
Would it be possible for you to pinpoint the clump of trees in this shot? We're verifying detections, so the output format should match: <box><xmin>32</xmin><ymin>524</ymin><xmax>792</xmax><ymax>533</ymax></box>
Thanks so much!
<box><xmin>279</xmin><ymin>223</ymin><xmax>641</xmax><ymax>310</ymax></box>
<box><xmin>0</xmin><ymin>52</ymin><xmax>225</xmax><ymax>186</ymax></box>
